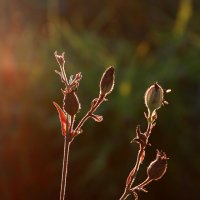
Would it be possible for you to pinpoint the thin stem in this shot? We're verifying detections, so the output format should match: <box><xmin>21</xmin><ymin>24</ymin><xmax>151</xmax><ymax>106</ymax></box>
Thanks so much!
<box><xmin>145</xmin><ymin>121</ymin><xmax>152</xmax><ymax>139</ymax></box>
<box><xmin>119</xmin><ymin>146</ymin><xmax>144</xmax><ymax>200</ymax></box>
<box><xmin>119</xmin><ymin>191</ymin><xmax>131</xmax><ymax>200</ymax></box>
<box><xmin>133</xmin><ymin>178</ymin><xmax>152</xmax><ymax>190</ymax></box>
<box><xmin>74</xmin><ymin>94</ymin><xmax>105</xmax><ymax>132</ymax></box>
<box><xmin>129</xmin><ymin>146</ymin><xmax>145</xmax><ymax>188</ymax></box>
<box><xmin>69</xmin><ymin>115</ymin><xmax>75</xmax><ymax>134</ymax></box>
<box><xmin>119</xmin><ymin>119</ymin><xmax>154</xmax><ymax>200</ymax></box>
<box><xmin>121</xmin><ymin>178</ymin><xmax>151</xmax><ymax>200</ymax></box>
<box><xmin>54</xmin><ymin>51</ymin><xmax>69</xmax><ymax>86</ymax></box>
<box><xmin>60</xmin><ymin>137</ymin><xmax>71</xmax><ymax>200</ymax></box>
<box><xmin>60</xmin><ymin>64</ymin><xmax>69</xmax><ymax>87</ymax></box>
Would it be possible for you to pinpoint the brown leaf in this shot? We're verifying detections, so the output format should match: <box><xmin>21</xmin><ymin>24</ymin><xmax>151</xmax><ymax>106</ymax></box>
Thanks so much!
<box><xmin>53</xmin><ymin>101</ymin><xmax>68</xmax><ymax>136</ymax></box>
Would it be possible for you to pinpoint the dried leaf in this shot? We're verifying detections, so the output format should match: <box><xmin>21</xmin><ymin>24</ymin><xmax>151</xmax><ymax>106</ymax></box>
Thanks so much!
<box><xmin>53</xmin><ymin>101</ymin><xmax>68</xmax><ymax>136</ymax></box>
<box><xmin>91</xmin><ymin>114</ymin><xmax>103</xmax><ymax>122</ymax></box>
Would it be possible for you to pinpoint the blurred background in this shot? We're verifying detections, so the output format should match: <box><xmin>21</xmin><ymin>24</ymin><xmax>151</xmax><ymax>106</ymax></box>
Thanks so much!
<box><xmin>0</xmin><ymin>0</ymin><xmax>200</xmax><ymax>199</ymax></box>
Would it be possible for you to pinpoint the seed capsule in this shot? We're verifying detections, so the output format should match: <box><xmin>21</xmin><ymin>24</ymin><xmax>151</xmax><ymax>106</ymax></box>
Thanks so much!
<box><xmin>144</xmin><ymin>83</ymin><xmax>164</xmax><ymax>114</ymax></box>
<box><xmin>100</xmin><ymin>66</ymin><xmax>115</xmax><ymax>96</ymax></box>
<box><xmin>147</xmin><ymin>150</ymin><xmax>168</xmax><ymax>181</ymax></box>
<box><xmin>63</xmin><ymin>91</ymin><xmax>81</xmax><ymax>116</ymax></box>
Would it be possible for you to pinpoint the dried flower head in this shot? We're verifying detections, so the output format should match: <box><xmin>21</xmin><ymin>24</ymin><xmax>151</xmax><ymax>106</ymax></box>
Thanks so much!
<box><xmin>100</xmin><ymin>66</ymin><xmax>115</xmax><ymax>96</ymax></box>
<box><xmin>144</xmin><ymin>83</ymin><xmax>164</xmax><ymax>115</ymax></box>
<box><xmin>147</xmin><ymin>150</ymin><xmax>168</xmax><ymax>181</ymax></box>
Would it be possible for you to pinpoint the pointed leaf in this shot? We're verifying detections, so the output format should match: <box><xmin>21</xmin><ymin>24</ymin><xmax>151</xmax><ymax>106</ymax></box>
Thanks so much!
<box><xmin>91</xmin><ymin>114</ymin><xmax>103</xmax><ymax>122</ymax></box>
<box><xmin>53</xmin><ymin>101</ymin><xmax>68</xmax><ymax>136</ymax></box>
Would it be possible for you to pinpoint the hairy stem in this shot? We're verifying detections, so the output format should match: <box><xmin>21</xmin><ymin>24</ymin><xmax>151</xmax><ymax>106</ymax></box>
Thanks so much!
<box><xmin>60</xmin><ymin>137</ymin><xmax>71</xmax><ymax>200</ymax></box>
<box><xmin>119</xmin><ymin>121</ymin><xmax>153</xmax><ymax>200</ymax></box>
<box><xmin>119</xmin><ymin>191</ymin><xmax>131</xmax><ymax>200</ymax></box>
<box><xmin>133</xmin><ymin>178</ymin><xmax>152</xmax><ymax>190</ymax></box>
<box><xmin>129</xmin><ymin>146</ymin><xmax>145</xmax><ymax>188</ymax></box>
<box><xmin>119</xmin><ymin>146</ymin><xmax>144</xmax><ymax>200</ymax></box>
<box><xmin>74</xmin><ymin>94</ymin><xmax>105</xmax><ymax>132</ymax></box>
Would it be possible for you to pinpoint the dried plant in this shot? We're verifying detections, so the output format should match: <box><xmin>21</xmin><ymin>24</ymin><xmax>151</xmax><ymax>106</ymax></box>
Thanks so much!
<box><xmin>119</xmin><ymin>83</ymin><xmax>171</xmax><ymax>200</ymax></box>
<box><xmin>53</xmin><ymin>51</ymin><xmax>115</xmax><ymax>200</ymax></box>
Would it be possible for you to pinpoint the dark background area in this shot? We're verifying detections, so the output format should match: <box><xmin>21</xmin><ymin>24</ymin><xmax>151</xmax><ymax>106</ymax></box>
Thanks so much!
<box><xmin>0</xmin><ymin>0</ymin><xmax>200</xmax><ymax>199</ymax></box>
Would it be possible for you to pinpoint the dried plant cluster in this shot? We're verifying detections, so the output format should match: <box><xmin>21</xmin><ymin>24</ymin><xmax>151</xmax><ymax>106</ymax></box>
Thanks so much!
<box><xmin>53</xmin><ymin>52</ymin><xmax>170</xmax><ymax>200</ymax></box>
<box><xmin>119</xmin><ymin>83</ymin><xmax>171</xmax><ymax>200</ymax></box>
<box><xmin>53</xmin><ymin>52</ymin><xmax>115</xmax><ymax>200</ymax></box>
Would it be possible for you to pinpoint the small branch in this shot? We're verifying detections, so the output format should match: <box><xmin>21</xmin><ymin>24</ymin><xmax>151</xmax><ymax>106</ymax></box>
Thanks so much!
<box><xmin>119</xmin><ymin>190</ymin><xmax>131</xmax><ymax>200</ymax></box>
<box><xmin>119</xmin><ymin>145</ymin><xmax>145</xmax><ymax>200</ymax></box>
<box><xmin>119</xmin><ymin>120</ymin><xmax>154</xmax><ymax>200</ymax></box>
<box><xmin>69</xmin><ymin>115</ymin><xmax>75</xmax><ymax>134</ymax></box>
<box><xmin>145</xmin><ymin>121</ymin><xmax>153</xmax><ymax>139</ymax></box>
<box><xmin>54</xmin><ymin>51</ymin><xmax>69</xmax><ymax>87</ymax></box>
<box><xmin>60</xmin><ymin>137</ymin><xmax>71</xmax><ymax>200</ymax></box>
<box><xmin>129</xmin><ymin>146</ymin><xmax>145</xmax><ymax>188</ymax></box>
<box><xmin>74</xmin><ymin>94</ymin><xmax>105</xmax><ymax>132</ymax></box>
<box><xmin>119</xmin><ymin>83</ymin><xmax>170</xmax><ymax>200</ymax></box>
<box><xmin>132</xmin><ymin>178</ymin><xmax>152</xmax><ymax>191</ymax></box>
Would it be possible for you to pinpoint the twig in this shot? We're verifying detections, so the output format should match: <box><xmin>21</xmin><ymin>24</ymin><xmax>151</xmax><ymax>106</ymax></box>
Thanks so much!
<box><xmin>74</xmin><ymin>94</ymin><xmax>105</xmax><ymax>132</ymax></box>
<box><xmin>53</xmin><ymin>52</ymin><xmax>115</xmax><ymax>199</ymax></box>
<box><xmin>119</xmin><ymin>123</ymin><xmax>152</xmax><ymax>200</ymax></box>
<box><xmin>119</xmin><ymin>83</ymin><xmax>170</xmax><ymax>200</ymax></box>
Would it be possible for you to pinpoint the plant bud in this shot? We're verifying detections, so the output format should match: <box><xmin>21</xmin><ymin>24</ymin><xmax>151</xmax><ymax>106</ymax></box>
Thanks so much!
<box><xmin>63</xmin><ymin>91</ymin><xmax>81</xmax><ymax>116</ymax></box>
<box><xmin>144</xmin><ymin>83</ymin><xmax>164</xmax><ymax>114</ymax></box>
<box><xmin>147</xmin><ymin>150</ymin><xmax>168</xmax><ymax>181</ymax></box>
<box><xmin>100</xmin><ymin>66</ymin><xmax>115</xmax><ymax>96</ymax></box>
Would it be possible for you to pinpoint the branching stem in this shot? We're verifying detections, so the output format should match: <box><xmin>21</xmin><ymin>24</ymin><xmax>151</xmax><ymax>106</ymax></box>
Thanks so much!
<box><xmin>74</xmin><ymin>94</ymin><xmax>105</xmax><ymax>132</ymax></box>
<box><xmin>119</xmin><ymin>120</ymin><xmax>153</xmax><ymax>200</ymax></box>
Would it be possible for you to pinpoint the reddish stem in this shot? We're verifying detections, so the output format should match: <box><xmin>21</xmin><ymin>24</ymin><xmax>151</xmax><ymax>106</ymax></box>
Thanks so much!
<box><xmin>74</xmin><ymin>94</ymin><xmax>105</xmax><ymax>132</ymax></box>
<box><xmin>60</xmin><ymin>137</ymin><xmax>71</xmax><ymax>200</ymax></box>
<box><xmin>119</xmin><ymin>121</ymin><xmax>153</xmax><ymax>200</ymax></box>
<box><xmin>133</xmin><ymin>177</ymin><xmax>152</xmax><ymax>190</ymax></box>
<box><xmin>60</xmin><ymin>114</ymin><xmax>75</xmax><ymax>200</ymax></box>
<box><xmin>119</xmin><ymin>145</ymin><xmax>145</xmax><ymax>200</ymax></box>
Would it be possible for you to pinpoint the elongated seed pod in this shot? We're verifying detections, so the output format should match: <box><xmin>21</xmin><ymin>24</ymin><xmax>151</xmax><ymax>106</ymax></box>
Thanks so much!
<box><xmin>100</xmin><ymin>66</ymin><xmax>115</xmax><ymax>96</ymax></box>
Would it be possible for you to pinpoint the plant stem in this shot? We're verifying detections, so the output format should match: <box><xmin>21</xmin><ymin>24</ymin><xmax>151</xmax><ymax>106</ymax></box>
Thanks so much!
<box><xmin>129</xmin><ymin>146</ymin><xmax>144</xmax><ymax>187</ymax></box>
<box><xmin>133</xmin><ymin>178</ymin><xmax>152</xmax><ymax>190</ymax></box>
<box><xmin>119</xmin><ymin>191</ymin><xmax>131</xmax><ymax>200</ymax></box>
<box><xmin>119</xmin><ymin>146</ymin><xmax>144</xmax><ymax>200</ymax></box>
<box><xmin>59</xmin><ymin>95</ymin><xmax>104</xmax><ymax>199</ymax></box>
<box><xmin>119</xmin><ymin>121</ymin><xmax>153</xmax><ymax>200</ymax></box>
<box><xmin>74</xmin><ymin>94</ymin><xmax>105</xmax><ymax>132</ymax></box>
<box><xmin>60</xmin><ymin>137</ymin><xmax>71</xmax><ymax>200</ymax></box>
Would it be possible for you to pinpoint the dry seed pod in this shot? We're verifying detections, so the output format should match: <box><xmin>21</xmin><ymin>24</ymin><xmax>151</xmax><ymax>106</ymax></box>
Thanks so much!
<box><xmin>144</xmin><ymin>83</ymin><xmax>164</xmax><ymax>114</ymax></box>
<box><xmin>63</xmin><ymin>91</ymin><xmax>81</xmax><ymax>116</ymax></box>
<box><xmin>147</xmin><ymin>150</ymin><xmax>168</xmax><ymax>181</ymax></box>
<box><xmin>100</xmin><ymin>66</ymin><xmax>115</xmax><ymax>96</ymax></box>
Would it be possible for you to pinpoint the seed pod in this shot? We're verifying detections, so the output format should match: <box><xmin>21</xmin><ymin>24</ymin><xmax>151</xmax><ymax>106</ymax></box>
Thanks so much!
<box><xmin>100</xmin><ymin>66</ymin><xmax>115</xmax><ymax>96</ymax></box>
<box><xmin>63</xmin><ymin>91</ymin><xmax>81</xmax><ymax>116</ymax></box>
<box><xmin>147</xmin><ymin>150</ymin><xmax>168</xmax><ymax>181</ymax></box>
<box><xmin>144</xmin><ymin>83</ymin><xmax>164</xmax><ymax>114</ymax></box>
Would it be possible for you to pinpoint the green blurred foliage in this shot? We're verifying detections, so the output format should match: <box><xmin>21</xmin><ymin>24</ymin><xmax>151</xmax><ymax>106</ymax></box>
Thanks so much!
<box><xmin>0</xmin><ymin>0</ymin><xmax>200</xmax><ymax>200</ymax></box>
